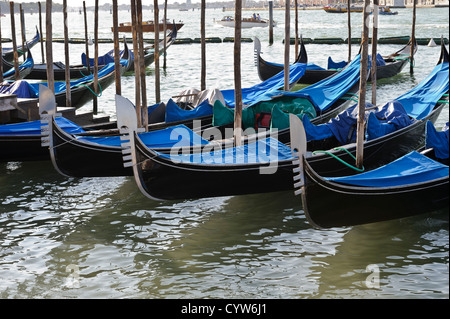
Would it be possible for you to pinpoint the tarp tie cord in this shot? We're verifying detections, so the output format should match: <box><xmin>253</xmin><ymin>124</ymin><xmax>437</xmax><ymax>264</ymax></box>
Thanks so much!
<box><xmin>72</xmin><ymin>82</ymin><xmax>103</xmax><ymax>97</ymax></box>
<box><xmin>313</xmin><ymin>147</ymin><xmax>365</xmax><ymax>172</ymax></box>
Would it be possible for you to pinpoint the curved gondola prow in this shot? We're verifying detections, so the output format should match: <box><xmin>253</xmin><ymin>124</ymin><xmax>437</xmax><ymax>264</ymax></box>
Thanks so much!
<box><xmin>289</xmin><ymin>113</ymin><xmax>308</xmax><ymax>197</ymax></box>
<box><xmin>293</xmin><ymin>35</ymin><xmax>308</xmax><ymax>64</ymax></box>
<box><xmin>254</xmin><ymin>36</ymin><xmax>262</xmax><ymax>67</ymax></box>
<box><xmin>38</xmin><ymin>84</ymin><xmax>68</xmax><ymax>177</ymax></box>
<box><xmin>437</xmin><ymin>37</ymin><xmax>449</xmax><ymax>65</ymax></box>
<box><xmin>116</xmin><ymin>94</ymin><xmax>157</xmax><ymax>200</ymax></box>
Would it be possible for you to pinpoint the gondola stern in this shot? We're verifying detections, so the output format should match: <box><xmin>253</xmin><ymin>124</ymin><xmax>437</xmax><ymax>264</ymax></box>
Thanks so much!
<box><xmin>289</xmin><ymin>114</ymin><xmax>308</xmax><ymax>196</ymax></box>
<box><xmin>115</xmin><ymin>94</ymin><xmax>163</xmax><ymax>202</ymax></box>
<box><xmin>38</xmin><ymin>85</ymin><xmax>70</xmax><ymax>177</ymax></box>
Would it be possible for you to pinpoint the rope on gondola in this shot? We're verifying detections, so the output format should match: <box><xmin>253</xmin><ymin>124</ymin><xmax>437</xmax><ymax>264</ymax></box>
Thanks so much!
<box><xmin>313</xmin><ymin>147</ymin><xmax>365</xmax><ymax>172</ymax></box>
<box><xmin>73</xmin><ymin>82</ymin><xmax>103</xmax><ymax>97</ymax></box>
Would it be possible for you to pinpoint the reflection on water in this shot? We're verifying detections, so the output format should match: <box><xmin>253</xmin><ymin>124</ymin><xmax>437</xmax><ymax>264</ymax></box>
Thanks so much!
<box><xmin>0</xmin><ymin>7</ymin><xmax>448</xmax><ymax>299</ymax></box>
<box><xmin>1</xmin><ymin>159</ymin><xmax>448</xmax><ymax>298</ymax></box>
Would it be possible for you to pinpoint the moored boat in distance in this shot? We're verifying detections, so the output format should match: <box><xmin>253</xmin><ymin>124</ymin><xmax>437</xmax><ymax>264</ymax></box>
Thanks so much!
<box><xmin>323</xmin><ymin>4</ymin><xmax>363</xmax><ymax>13</ymax></box>
<box><xmin>115</xmin><ymin>19</ymin><xmax>184</xmax><ymax>32</ymax></box>
<box><xmin>215</xmin><ymin>15</ymin><xmax>276</xmax><ymax>28</ymax></box>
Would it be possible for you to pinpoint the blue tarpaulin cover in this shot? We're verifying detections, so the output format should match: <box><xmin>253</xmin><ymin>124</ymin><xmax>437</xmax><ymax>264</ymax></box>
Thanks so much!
<box><xmin>327</xmin><ymin>151</ymin><xmax>449</xmax><ymax>187</ymax></box>
<box><xmin>0</xmin><ymin>61</ymin><xmax>126</xmax><ymax>98</ymax></box>
<box><xmin>156</xmin><ymin>137</ymin><xmax>294</xmax><ymax>165</ymax></box>
<box><xmin>304</xmin><ymin>100</ymin><xmax>415</xmax><ymax>144</ymax></box>
<box><xmin>249</xmin><ymin>54</ymin><xmax>362</xmax><ymax>111</ymax></box>
<box><xmin>78</xmin><ymin>124</ymin><xmax>209</xmax><ymax>148</ymax></box>
<box><xmin>164</xmin><ymin>99</ymin><xmax>213</xmax><ymax>123</ymax></box>
<box><xmin>264</xmin><ymin>59</ymin><xmax>326</xmax><ymax>71</ymax></box>
<box><xmin>327</xmin><ymin>57</ymin><xmax>348</xmax><ymax>70</ymax></box>
<box><xmin>82</xmin><ymin>49</ymin><xmax>135</xmax><ymax>67</ymax></box>
<box><xmin>395</xmin><ymin>62</ymin><xmax>449</xmax><ymax>119</ymax></box>
<box><xmin>3</xmin><ymin>56</ymin><xmax>34</xmax><ymax>78</ymax></box>
<box><xmin>0</xmin><ymin>117</ymin><xmax>86</xmax><ymax>135</ymax></box>
<box><xmin>426</xmin><ymin>121</ymin><xmax>449</xmax><ymax>159</ymax></box>
<box><xmin>220</xmin><ymin>63</ymin><xmax>307</xmax><ymax>107</ymax></box>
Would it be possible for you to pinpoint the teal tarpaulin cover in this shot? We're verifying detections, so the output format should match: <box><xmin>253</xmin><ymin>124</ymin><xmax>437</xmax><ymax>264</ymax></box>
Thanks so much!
<box><xmin>248</xmin><ymin>54</ymin><xmax>362</xmax><ymax>111</ymax></box>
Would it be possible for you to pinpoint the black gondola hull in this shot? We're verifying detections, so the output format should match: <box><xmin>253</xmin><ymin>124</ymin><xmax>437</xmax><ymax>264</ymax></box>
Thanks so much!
<box><xmin>50</xmin><ymin>119</ymin><xmax>132</xmax><ymax>177</ymax></box>
<box><xmin>302</xmin><ymin>160</ymin><xmax>449</xmax><ymax>228</ymax></box>
<box><xmin>132</xmin><ymin>101</ymin><xmax>445</xmax><ymax>201</ymax></box>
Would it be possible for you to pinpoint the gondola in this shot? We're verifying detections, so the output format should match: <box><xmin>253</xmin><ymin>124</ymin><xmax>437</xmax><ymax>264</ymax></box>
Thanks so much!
<box><xmin>38</xmin><ymin>53</ymin><xmax>364</xmax><ymax>179</ymax></box>
<box><xmin>2</xmin><ymin>48</ymin><xmax>34</xmax><ymax>80</ymax></box>
<box><xmin>82</xmin><ymin>26</ymin><xmax>178</xmax><ymax>72</ymax></box>
<box><xmin>117</xmin><ymin>44</ymin><xmax>448</xmax><ymax>201</ymax></box>
<box><xmin>1</xmin><ymin>27</ymin><xmax>40</xmax><ymax>62</ymax></box>
<box><xmin>0</xmin><ymin>57</ymin><xmax>309</xmax><ymax>165</ymax></box>
<box><xmin>254</xmin><ymin>36</ymin><xmax>417</xmax><ymax>83</ymax></box>
<box><xmin>0</xmin><ymin>41</ymin><xmax>131</xmax><ymax>108</ymax></box>
<box><xmin>291</xmin><ymin>115</ymin><xmax>448</xmax><ymax>228</ymax></box>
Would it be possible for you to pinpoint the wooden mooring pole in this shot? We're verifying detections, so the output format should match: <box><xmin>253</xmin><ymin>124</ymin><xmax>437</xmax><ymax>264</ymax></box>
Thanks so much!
<box><xmin>371</xmin><ymin>0</ymin><xmax>378</xmax><ymax>106</ymax></box>
<box><xmin>0</xmin><ymin>6</ymin><xmax>3</xmax><ymax>83</ymax></box>
<box><xmin>294</xmin><ymin>0</ymin><xmax>299</xmax><ymax>59</ymax></box>
<box><xmin>284</xmin><ymin>0</ymin><xmax>290</xmax><ymax>92</ymax></box>
<box><xmin>138</xmin><ymin>0</ymin><xmax>148</xmax><ymax>128</ymax></box>
<box><xmin>410</xmin><ymin>0</ymin><xmax>416</xmax><ymax>74</ymax></box>
<box><xmin>153</xmin><ymin>0</ymin><xmax>160</xmax><ymax>104</ymax></box>
<box><xmin>347</xmin><ymin>0</ymin><xmax>351</xmax><ymax>62</ymax></box>
<box><xmin>201</xmin><ymin>0</ymin><xmax>206</xmax><ymax>91</ymax></box>
<box><xmin>38</xmin><ymin>2</ymin><xmax>45</xmax><ymax>64</ymax></box>
<box><xmin>20</xmin><ymin>4</ymin><xmax>25</xmax><ymax>62</ymax></box>
<box><xmin>163</xmin><ymin>0</ymin><xmax>168</xmax><ymax>69</ymax></box>
<box><xmin>83</xmin><ymin>1</ymin><xmax>90</xmax><ymax>75</ymax></box>
<box><xmin>93</xmin><ymin>0</ymin><xmax>99</xmax><ymax>114</ymax></box>
<box><xmin>45</xmin><ymin>0</ymin><xmax>54</xmax><ymax>94</ymax></box>
<box><xmin>268</xmin><ymin>1</ymin><xmax>273</xmax><ymax>45</ymax></box>
<box><xmin>356</xmin><ymin>0</ymin><xmax>371</xmax><ymax>170</ymax></box>
<box><xmin>112</xmin><ymin>0</ymin><xmax>121</xmax><ymax>95</ymax></box>
<box><xmin>233</xmin><ymin>0</ymin><xmax>243</xmax><ymax>147</ymax></box>
<box><xmin>9</xmin><ymin>2</ymin><xmax>20</xmax><ymax>81</ymax></box>
<box><xmin>130</xmin><ymin>0</ymin><xmax>141</xmax><ymax>127</ymax></box>
<box><xmin>63</xmin><ymin>0</ymin><xmax>71</xmax><ymax>108</ymax></box>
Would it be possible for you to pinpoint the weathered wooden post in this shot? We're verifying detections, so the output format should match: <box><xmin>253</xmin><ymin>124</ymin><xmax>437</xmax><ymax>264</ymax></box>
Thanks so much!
<box><xmin>201</xmin><ymin>0</ymin><xmax>206</xmax><ymax>90</ymax></box>
<box><xmin>45</xmin><ymin>0</ymin><xmax>55</xmax><ymax>94</ymax></box>
<box><xmin>93</xmin><ymin>0</ymin><xmax>99</xmax><ymax>115</ymax></box>
<box><xmin>294</xmin><ymin>0</ymin><xmax>299</xmax><ymax>59</ymax></box>
<box><xmin>233</xmin><ymin>0</ymin><xmax>243</xmax><ymax>147</ymax></box>
<box><xmin>63</xmin><ymin>0</ymin><xmax>71</xmax><ymax>108</ymax></box>
<box><xmin>19</xmin><ymin>4</ymin><xmax>25</xmax><ymax>62</ymax></box>
<box><xmin>347</xmin><ymin>0</ymin><xmax>351</xmax><ymax>62</ymax></box>
<box><xmin>112</xmin><ymin>0</ymin><xmax>121</xmax><ymax>95</ymax></box>
<box><xmin>410</xmin><ymin>0</ymin><xmax>416</xmax><ymax>74</ymax></box>
<box><xmin>371</xmin><ymin>0</ymin><xmax>378</xmax><ymax>106</ymax></box>
<box><xmin>9</xmin><ymin>2</ymin><xmax>20</xmax><ymax>81</ymax></box>
<box><xmin>83</xmin><ymin>1</ymin><xmax>90</xmax><ymax>75</ymax></box>
<box><xmin>268</xmin><ymin>1</ymin><xmax>273</xmax><ymax>45</ymax></box>
<box><xmin>130</xmin><ymin>0</ymin><xmax>141</xmax><ymax>127</ymax></box>
<box><xmin>138</xmin><ymin>0</ymin><xmax>148</xmax><ymax>128</ymax></box>
<box><xmin>355</xmin><ymin>0</ymin><xmax>371</xmax><ymax>169</ymax></box>
<box><xmin>38</xmin><ymin>2</ymin><xmax>45</xmax><ymax>64</ymax></box>
<box><xmin>0</xmin><ymin>6</ymin><xmax>3</xmax><ymax>83</ymax></box>
<box><xmin>284</xmin><ymin>0</ymin><xmax>290</xmax><ymax>91</ymax></box>
<box><xmin>163</xmin><ymin>0</ymin><xmax>168</xmax><ymax>68</ymax></box>
<box><xmin>153</xmin><ymin>0</ymin><xmax>160</xmax><ymax>104</ymax></box>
